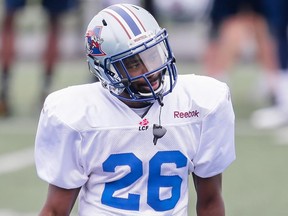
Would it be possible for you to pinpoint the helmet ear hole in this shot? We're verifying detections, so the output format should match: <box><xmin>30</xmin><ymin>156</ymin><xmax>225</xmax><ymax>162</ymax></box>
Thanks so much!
<box><xmin>102</xmin><ymin>19</ymin><xmax>107</xmax><ymax>26</ymax></box>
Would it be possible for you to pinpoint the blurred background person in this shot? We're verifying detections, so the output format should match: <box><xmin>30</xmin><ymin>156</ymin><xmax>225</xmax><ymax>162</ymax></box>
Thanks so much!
<box><xmin>251</xmin><ymin>0</ymin><xmax>288</xmax><ymax>129</ymax></box>
<box><xmin>143</xmin><ymin>0</ymin><xmax>157</xmax><ymax>21</ymax></box>
<box><xmin>203</xmin><ymin>0</ymin><xmax>278</xmax><ymax>103</ymax></box>
<box><xmin>0</xmin><ymin>0</ymin><xmax>79</xmax><ymax>117</ymax></box>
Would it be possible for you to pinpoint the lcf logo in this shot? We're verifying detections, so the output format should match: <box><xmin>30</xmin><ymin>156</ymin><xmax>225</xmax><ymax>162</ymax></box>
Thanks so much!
<box><xmin>139</xmin><ymin>118</ymin><xmax>149</xmax><ymax>131</ymax></box>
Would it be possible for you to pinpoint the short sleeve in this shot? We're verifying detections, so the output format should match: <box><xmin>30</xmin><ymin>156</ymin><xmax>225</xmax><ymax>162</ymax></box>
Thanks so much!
<box><xmin>34</xmin><ymin>106</ymin><xmax>88</xmax><ymax>189</ymax></box>
<box><xmin>193</xmin><ymin>85</ymin><xmax>236</xmax><ymax>178</ymax></box>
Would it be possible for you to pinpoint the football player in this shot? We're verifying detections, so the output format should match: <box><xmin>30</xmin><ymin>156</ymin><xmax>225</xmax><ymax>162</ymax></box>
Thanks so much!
<box><xmin>250</xmin><ymin>0</ymin><xmax>288</xmax><ymax>129</ymax></box>
<box><xmin>204</xmin><ymin>0</ymin><xmax>278</xmax><ymax>98</ymax></box>
<box><xmin>35</xmin><ymin>4</ymin><xmax>236</xmax><ymax>216</ymax></box>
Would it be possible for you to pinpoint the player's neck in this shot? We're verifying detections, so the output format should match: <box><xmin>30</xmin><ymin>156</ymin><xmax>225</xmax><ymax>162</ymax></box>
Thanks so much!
<box><xmin>121</xmin><ymin>99</ymin><xmax>153</xmax><ymax>108</ymax></box>
<box><xmin>119</xmin><ymin>92</ymin><xmax>154</xmax><ymax>108</ymax></box>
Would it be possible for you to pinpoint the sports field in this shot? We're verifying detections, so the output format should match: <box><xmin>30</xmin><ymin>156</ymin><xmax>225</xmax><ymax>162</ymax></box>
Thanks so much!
<box><xmin>0</xmin><ymin>58</ymin><xmax>287</xmax><ymax>216</ymax></box>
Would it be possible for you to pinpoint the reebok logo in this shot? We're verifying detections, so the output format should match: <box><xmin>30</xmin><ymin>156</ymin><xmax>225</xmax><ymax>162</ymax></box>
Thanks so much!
<box><xmin>174</xmin><ymin>110</ymin><xmax>199</xmax><ymax>118</ymax></box>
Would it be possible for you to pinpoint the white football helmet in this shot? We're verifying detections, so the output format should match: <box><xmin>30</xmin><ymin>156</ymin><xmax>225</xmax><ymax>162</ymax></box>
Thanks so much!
<box><xmin>85</xmin><ymin>3</ymin><xmax>177</xmax><ymax>104</ymax></box>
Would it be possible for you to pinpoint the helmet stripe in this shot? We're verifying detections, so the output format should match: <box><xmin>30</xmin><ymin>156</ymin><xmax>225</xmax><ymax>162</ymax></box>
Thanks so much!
<box><xmin>103</xmin><ymin>10</ymin><xmax>133</xmax><ymax>38</ymax></box>
<box><xmin>108</xmin><ymin>5</ymin><xmax>145</xmax><ymax>37</ymax></box>
<box><xmin>122</xmin><ymin>4</ymin><xmax>146</xmax><ymax>32</ymax></box>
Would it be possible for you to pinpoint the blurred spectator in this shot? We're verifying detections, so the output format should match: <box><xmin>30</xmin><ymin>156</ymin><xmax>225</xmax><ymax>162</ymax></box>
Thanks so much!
<box><xmin>143</xmin><ymin>0</ymin><xmax>157</xmax><ymax>20</ymax></box>
<box><xmin>153</xmin><ymin>0</ymin><xmax>211</xmax><ymax>22</ymax></box>
<box><xmin>250</xmin><ymin>0</ymin><xmax>288</xmax><ymax>129</ymax></box>
<box><xmin>0</xmin><ymin>0</ymin><xmax>79</xmax><ymax>117</ymax></box>
<box><xmin>203</xmin><ymin>0</ymin><xmax>278</xmax><ymax>98</ymax></box>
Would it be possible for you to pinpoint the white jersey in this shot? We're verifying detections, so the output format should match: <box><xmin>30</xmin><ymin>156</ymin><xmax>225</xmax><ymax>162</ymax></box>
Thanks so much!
<box><xmin>35</xmin><ymin>74</ymin><xmax>235</xmax><ymax>216</ymax></box>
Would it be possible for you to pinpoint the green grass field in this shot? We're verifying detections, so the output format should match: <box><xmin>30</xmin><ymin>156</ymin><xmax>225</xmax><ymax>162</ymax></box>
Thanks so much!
<box><xmin>0</xmin><ymin>59</ymin><xmax>288</xmax><ymax>216</ymax></box>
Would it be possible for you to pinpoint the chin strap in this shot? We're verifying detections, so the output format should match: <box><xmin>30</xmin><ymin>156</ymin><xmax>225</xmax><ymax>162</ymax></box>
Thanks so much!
<box><xmin>157</xmin><ymin>94</ymin><xmax>164</xmax><ymax>106</ymax></box>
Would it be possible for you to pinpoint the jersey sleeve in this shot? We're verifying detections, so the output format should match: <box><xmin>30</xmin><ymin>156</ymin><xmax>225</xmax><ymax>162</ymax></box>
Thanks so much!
<box><xmin>193</xmin><ymin>84</ymin><xmax>236</xmax><ymax>178</ymax></box>
<box><xmin>34</xmin><ymin>104</ymin><xmax>88</xmax><ymax>189</ymax></box>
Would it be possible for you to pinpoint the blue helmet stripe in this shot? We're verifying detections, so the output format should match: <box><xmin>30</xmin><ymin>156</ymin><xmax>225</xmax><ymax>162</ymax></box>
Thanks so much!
<box><xmin>109</xmin><ymin>5</ymin><xmax>142</xmax><ymax>36</ymax></box>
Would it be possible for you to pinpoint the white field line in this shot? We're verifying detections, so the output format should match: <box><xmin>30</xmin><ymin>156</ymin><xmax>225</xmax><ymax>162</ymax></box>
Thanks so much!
<box><xmin>0</xmin><ymin>210</ymin><xmax>36</xmax><ymax>216</ymax></box>
<box><xmin>275</xmin><ymin>127</ymin><xmax>288</xmax><ymax>145</ymax></box>
<box><xmin>0</xmin><ymin>148</ymin><xmax>36</xmax><ymax>215</ymax></box>
<box><xmin>0</xmin><ymin>209</ymin><xmax>77</xmax><ymax>216</ymax></box>
<box><xmin>0</xmin><ymin>210</ymin><xmax>77</xmax><ymax>216</ymax></box>
<box><xmin>0</xmin><ymin>147</ymin><xmax>34</xmax><ymax>175</ymax></box>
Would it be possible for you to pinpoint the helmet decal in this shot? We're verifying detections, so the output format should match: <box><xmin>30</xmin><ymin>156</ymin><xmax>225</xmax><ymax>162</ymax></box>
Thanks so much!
<box><xmin>86</xmin><ymin>27</ymin><xmax>106</xmax><ymax>56</ymax></box>
<box><xmin>103</xmin><ymin>4</ymin><xmax>146</xmax><ymax>39</ymax></box>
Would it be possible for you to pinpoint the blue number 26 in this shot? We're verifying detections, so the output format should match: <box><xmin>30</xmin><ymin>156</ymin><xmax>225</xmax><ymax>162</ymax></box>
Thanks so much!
<box><xmin>102</xmin><ymin>151</ymin><xmax>187</xmax><ymax>211</ymax></box>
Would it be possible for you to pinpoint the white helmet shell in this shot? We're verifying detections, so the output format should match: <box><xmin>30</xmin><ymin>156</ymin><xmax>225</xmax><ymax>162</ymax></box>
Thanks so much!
<box><xmin>85</xmin><ymin>4</ymin><xmax>177</xmax><ymax>103</ymax></box>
